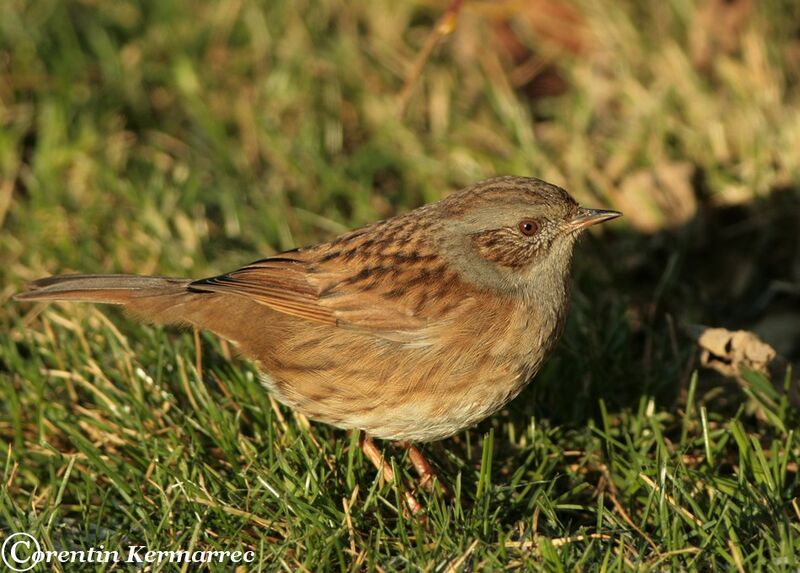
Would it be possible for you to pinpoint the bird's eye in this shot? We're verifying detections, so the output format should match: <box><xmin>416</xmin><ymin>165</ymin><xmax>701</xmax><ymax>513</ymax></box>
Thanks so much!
<box><xmin>518</xmin><ymin>219</ymin><xmax>539</xmax><ymax>236</ymax></box>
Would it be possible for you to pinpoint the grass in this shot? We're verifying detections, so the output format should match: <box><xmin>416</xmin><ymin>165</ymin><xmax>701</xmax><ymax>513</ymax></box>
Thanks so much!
<box><xmin>2</xmin><ymin>0</ymin><xmax>799</xmax><ymax>570</ymax></box>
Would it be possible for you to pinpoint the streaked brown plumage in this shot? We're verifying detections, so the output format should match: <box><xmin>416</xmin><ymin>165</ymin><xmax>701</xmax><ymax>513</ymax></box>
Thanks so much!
<box><xmin>17</xmin><ymin>176</ymin><xmax>620</xmax><ymax>442</ymax></box>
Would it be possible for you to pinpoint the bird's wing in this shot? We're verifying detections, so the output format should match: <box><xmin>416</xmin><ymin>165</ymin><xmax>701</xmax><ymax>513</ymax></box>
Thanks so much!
<box><xmin>188</xmin><ymin>246</ymin><xmax>472</xmax><ymax>339</ymax></box>
<box><xmin>188</xmin><ymin>256</ymin><xmax>338</xmax><ymax>325</ymax></box>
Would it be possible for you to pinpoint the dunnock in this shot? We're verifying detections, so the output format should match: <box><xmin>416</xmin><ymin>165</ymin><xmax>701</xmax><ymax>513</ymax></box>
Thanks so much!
<box><xmin>17</xmin><ymin>176</ymin><xmax>619</xmax><ymax>503</ymax></box>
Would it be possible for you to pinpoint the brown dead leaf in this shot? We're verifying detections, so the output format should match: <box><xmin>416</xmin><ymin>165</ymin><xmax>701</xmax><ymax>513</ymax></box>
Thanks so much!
<box><xmin>478</xmin><ymin>0</ymin><xmax>589</xmax><ymax>58</ymax></box>
<box><xmin>694</xmin><ymin>326</ymin><xmax>776</xmax><ymax>377</ymax></box>
<box><xmin>690</xmin><ymin>0</ymin><xmax>753</xmax><ymax>71</ymax></box>
<box><xmin>478</xmin><ymin>0</ymin><xmax>589</xmax><ymax>99</ymax></box>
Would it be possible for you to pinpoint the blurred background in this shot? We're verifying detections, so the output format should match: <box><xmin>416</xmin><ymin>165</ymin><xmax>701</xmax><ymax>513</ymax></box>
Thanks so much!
<box><xmin>1</xmin><ymin>0</ymin><xmax>799</xmax><ymax>567</ymax></box>
<box><xmin>4</xmin><ymin>0</ymin><xmax>799</xmax><ymax>397</ymax></box>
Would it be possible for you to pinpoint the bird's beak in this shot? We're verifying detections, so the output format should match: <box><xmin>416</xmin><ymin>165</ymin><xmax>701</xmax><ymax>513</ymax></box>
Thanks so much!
<box><xmin>567</xmin><ymin>207</ymin><xmax>622</xmax><ymax>231</ymax></box>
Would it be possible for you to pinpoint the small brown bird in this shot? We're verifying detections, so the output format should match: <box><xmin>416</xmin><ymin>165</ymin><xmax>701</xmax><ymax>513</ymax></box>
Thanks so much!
<box><xmin>17</xmin><ymin>176</ymin><xmax>619</xmax><ymax>501</ymax></box>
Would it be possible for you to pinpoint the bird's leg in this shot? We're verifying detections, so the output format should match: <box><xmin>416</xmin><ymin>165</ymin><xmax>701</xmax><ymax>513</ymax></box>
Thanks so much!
<box><xmin>358</xmin><ymin>434</ymin><xmax>424</xmax><ymax>518</ymax></box>
<box><xmin>397</xmin><ymin>441</ymin><xmax>450</xmax><ymax>497</ymax></box>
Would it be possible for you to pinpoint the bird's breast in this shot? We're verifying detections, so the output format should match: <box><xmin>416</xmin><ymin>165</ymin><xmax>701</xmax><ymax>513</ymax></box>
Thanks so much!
<box><xmin>254</xmin><ymin>291</ymin><xmax>568</xmax><ymax>441</ymax></box>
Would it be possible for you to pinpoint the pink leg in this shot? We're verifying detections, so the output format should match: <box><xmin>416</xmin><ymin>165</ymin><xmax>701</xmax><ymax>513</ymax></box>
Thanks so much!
<box><xmin>399</xmin><ymin>441</ymin><xmax>450</xmax><ymax>496</ymax></box>
<box><xmin>359</xmin><ymin>435</ymin><xmax>424</xmax><ymax>518</ymax></box>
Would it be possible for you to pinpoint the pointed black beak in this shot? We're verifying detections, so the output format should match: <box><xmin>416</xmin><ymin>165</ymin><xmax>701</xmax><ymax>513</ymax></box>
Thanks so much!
<box><xmin>568</xmin><ymin>207</ymin><xmax>622</xmax><ymax>231</ymax></box>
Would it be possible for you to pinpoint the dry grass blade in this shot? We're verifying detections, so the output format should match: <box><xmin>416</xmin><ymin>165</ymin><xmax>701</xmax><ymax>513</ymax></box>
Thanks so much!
<box><xmin>397</xmin><ymin>0</ymin><xmax>465</xmax><ymax>115</ymax></box>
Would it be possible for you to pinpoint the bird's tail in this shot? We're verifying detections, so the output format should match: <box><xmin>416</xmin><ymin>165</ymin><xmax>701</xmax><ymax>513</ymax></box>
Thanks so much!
<box><xmin>15</xmin><ymin>274</ymin><xmax>197</xmax><ymax>326</ymax></box>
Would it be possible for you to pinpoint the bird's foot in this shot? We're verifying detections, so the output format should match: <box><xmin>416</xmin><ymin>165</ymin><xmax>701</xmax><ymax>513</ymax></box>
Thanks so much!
<box><xmin>397</xmin><ymin>441</ymin><xmax>450</xmax><ymax>498</ymax></box>
<box><xmin>359</xmin><ymin>434</ymin><xmax>425</xmax><ymax>518</ymax></box>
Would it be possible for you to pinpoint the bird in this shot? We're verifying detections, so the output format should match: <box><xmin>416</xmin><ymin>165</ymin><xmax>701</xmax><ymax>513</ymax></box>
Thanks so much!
<box><xmin>17</xmin><ymin>176</ymin><xmax>620</xmax><ymax>511</ymax></box>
